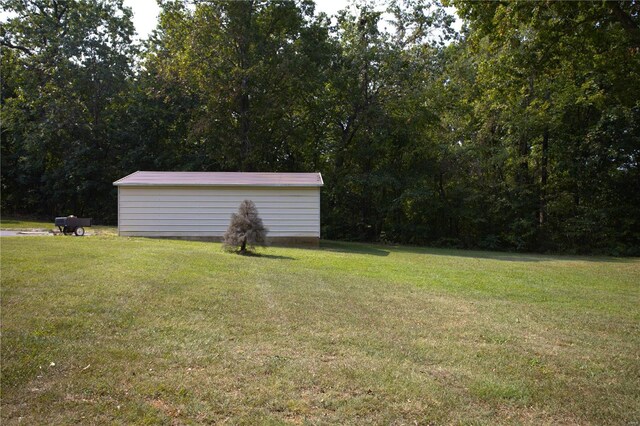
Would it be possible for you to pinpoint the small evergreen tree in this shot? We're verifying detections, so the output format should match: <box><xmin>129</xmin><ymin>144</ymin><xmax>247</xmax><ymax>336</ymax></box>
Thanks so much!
<box><xmin>223</xmin><ymin>200</ymin><xmax>268</xmax><ymax>254</ymax></box>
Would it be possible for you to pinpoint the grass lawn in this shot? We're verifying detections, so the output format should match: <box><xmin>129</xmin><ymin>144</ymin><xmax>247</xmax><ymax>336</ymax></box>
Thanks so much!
<box><xmin>1</xmin><ymin>234</ymin><xmax>639</xmax><ymax>424</ymax></box>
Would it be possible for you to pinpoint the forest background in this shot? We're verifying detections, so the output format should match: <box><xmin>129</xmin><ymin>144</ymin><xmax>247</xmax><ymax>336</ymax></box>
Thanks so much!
<box><xmin>2</xmin><ymin>0</ymin><xmax>639</xmax><ymax>254</ymax></box>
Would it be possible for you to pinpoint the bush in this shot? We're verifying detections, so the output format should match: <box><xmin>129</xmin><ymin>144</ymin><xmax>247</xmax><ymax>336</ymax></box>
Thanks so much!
<box><xmin>222</xmin><ymin>200</ymin><xmax>268</xmax><ymax>254</ymax></box>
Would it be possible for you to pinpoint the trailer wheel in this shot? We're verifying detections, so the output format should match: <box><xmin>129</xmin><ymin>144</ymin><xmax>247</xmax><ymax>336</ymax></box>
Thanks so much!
<box><xmin>75</xmin><ymin>227</ymin><xmax>85</xmax><ymax>236</ymax></box>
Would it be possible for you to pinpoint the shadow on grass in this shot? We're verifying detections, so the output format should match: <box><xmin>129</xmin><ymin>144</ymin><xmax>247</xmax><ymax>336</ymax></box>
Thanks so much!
<box><xmin>234</xmin><ymin>251</ymin><xmax>296</xmax><ymax>260</ymax></box>
<box><xmin>389</xmin><ymin>246</ymin><xmax>634</xmax><ymax>263</ymax></box>
<box><xmin>319</xmin><ymin>240</ymin><xmax>634</xmax><ymax>263</ymax></box>
<box><xmin>320</xmin><ymin>241</ymin><xmax>390</xmax><ymax>257</ymax></box>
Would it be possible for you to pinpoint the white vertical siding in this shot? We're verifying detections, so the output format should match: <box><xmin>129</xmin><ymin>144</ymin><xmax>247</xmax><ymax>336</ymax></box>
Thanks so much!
<box><xmin>118</xmin><ymin>186</ymin><xmax>320</xmax><ymax>237</ymax></box>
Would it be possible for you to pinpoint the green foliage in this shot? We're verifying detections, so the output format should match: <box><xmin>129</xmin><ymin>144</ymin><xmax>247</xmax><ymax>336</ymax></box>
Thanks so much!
<box><xmin>448</xmin><ymin>0</ymin><xmax>640</xmax><ymax>254</ymax></box>
<box><xmin>144</xmin><ymin>0</ymin><xmax>333</xmax><ymax>172</ymax></box>
<box><xmin>1</xmin><ymin>0</ymin><xmax>136</xmax><ymax>222</ymax></box>
<box><xmin>1</xmin><ymin>0</ymin><xmax>638</xmax><ymax>254</ymax></box>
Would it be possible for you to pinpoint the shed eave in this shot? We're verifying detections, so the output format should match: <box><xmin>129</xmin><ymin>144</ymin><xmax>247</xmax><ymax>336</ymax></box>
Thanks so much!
<box><xmin>112</xmin><ymin>170</ymin><xmax>143</xmax><ymax>186</ymax></box>
<box><xmin>112</xmin><ymin>171</ymin><xmax>324</xmax><ymax>187</ymax></box>
<box><xmin>113</xmin><ymin>182</ymin><xmax>323</xmax><ymax>187</ymax></box>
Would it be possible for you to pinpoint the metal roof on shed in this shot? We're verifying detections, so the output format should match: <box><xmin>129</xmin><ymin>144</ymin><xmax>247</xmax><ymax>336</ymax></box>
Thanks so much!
<box><xmin>113</xmin><ymin>171</ymin><xmax>323</xmax><ymax>187</ymax></box>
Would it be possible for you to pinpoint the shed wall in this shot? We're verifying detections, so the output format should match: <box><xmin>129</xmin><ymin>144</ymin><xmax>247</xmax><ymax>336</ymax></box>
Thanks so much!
<box><xmin>118</xmin><ymin>186</ymin><xmax>320</xmax><ymax>238</ymax></box>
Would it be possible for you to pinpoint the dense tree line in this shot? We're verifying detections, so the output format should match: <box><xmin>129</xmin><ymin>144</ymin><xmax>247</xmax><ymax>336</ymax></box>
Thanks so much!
<box><xmin>2</xmin><ymin>0</ymin><xmax>639</xmax><ymax>254</ymax></box>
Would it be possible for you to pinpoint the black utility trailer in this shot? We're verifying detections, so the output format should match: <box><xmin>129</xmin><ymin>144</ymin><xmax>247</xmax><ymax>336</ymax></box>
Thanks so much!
<box><xmin>55</xmin><ymin>216</ymin><xmax>92</xmax><ymax>236</ymax></box>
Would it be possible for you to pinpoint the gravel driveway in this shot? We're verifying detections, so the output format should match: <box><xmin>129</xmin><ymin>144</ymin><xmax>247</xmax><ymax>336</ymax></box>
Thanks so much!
<box><xmin>0</xmin><ymin>230</ymin><xmax>52</xmax><ymax>237</ymax></box>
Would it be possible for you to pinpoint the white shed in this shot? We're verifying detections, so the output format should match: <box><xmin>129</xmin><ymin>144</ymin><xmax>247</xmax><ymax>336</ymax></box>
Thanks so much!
<box><xmin>113</xmin><ymin>171</ymin><xmax>323</xmax><ymax>245</ymax></box>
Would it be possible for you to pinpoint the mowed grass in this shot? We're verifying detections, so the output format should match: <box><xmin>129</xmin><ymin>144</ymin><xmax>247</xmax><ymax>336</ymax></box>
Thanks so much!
<box><xmin>1</xmin><ymin>235</ymin><xmax>639</xmax><ymax>425</ymax></box>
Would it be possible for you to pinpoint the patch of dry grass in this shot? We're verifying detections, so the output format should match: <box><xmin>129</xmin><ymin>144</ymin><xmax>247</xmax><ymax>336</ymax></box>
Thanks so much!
<box><xmin>1</xmin><ymin>237</ymin><xmax>638</xmax><ymax>424</ymax></box>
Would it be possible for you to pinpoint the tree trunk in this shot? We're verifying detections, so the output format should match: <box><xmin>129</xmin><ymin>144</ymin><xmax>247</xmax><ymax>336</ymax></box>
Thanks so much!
<box><xmin>539</xmin><ymin>126</ymin><xmax>549</xmax><ymax>225</ymax></box>
<box><xmin>240</xmin><ymin>76</ymin><xmax>251</xmax><ymax>170</ymax></box>
<box><xmin>517</xmin><ymin>73</ymin><xmax>535</xmax><ymax>185</ymax></box>
<box><xmin>236</xmin><ymin>2</ymin><xmax>253</xmax><ymax>171</ymax></box>
<box><xmin>240</xmin><ymin>236</ymin><xmax>247</xmax><ymax>253</ymax></box>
